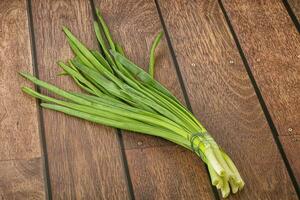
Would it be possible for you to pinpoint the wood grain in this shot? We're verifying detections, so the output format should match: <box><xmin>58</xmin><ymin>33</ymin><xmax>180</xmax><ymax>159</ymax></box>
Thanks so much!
<box><xmin>157</xmin><ymin>0</ymin><xmax>298</xmax><ymax>199</ymax></box>
<box><xmin>0</xmin><ymin>0</ymin><xmax>41</xmax><ymax>161</ymax></box>
<box><xmin>31</xmin><ymin>0</ymin><xmax>129</xmax><ymax>199</ymax></box>
<box><xmin>0</xmin><ymin>158</ymin><xmax>45</xmax><ymax>199</ymax></box>
<box><xmin>0</xmin><ymin>0</ymin><xmax>45</xmax><ymax>198</ymax></box>
<box><xmin>126</xmin><ymin>145</ymin><xmax>213</xmax><ymax>200</ymax></box>
<box><xmin>288</xmin><ymin>0</ymin><xmax>300</xmax><ymax>21</ymax></box>
<box><xmin>280</xmin><ymin>135</ymin><xmax>300</xmax><ymax>184</ymax></box>
<box><xmin>222</xmin><ymin>0</ymin><xmax>300</xmax><ymax>186</ymax></box>
<box><xmin>93</xmin><ymin>0</ymin><xmax>214</xmax><ymax>199</ymax></box>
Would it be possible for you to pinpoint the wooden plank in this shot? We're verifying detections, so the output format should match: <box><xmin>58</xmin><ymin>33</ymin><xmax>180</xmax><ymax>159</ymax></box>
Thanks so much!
<box><xmin>157</xmin><ymin>0</ymin><xmax>298</xmax><ymax>199</ymax></box>
<box><xmin>0</xmin><ymin>158</ymin><xmax>45</xmax><ymax>199</ymax></box>
<box><xmin>126</xmin><ymin>145</ymin><xmax>213</xmax><ymax>199</ymax></box>
<box><xmin>288</xmin><ymin>0</ymin><xmax>300</xmax><ymax>21</ymax></box>
<box><xmin>280</xmin><ymin>135</ymin><xmax>300</xmax><ymax>184</ymax></box>
<box><xmin>0</xmin><ymin>0</ymin><xmax>41</xmax><ymax>162</ymax></box>
<box><xmin>30</xmin><ymin>0</ymin><xmax>129</xmax><ymax>199</ymax></box>
<box><xmin>93</xmin><ymin>0</ymin><xmax>215</xmax><ymax>199</ymax></box>
<box><xmin>0</xmin><ymin>0</ymin><xmax>45</xmax><ymax>198</ymax></box>
<box><xmin>221</xmin><ymin>0</ymin><xmax>300</xmax><ymax>186</ymax></box>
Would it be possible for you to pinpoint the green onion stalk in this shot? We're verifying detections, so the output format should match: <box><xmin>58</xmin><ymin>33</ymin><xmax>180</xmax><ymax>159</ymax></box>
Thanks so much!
<box><xmin>20</xmin><ymin>8</ymin><xmax>244</xmax><ymax>198</ymax></box>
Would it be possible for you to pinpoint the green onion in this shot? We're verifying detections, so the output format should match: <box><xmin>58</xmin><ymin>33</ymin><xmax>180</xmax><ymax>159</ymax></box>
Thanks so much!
<box><xmin>20</xmin><ymin>8</ymin><xmax>244</xmax><ymax>198</ymax></box>
<box><xmin>149</xmin><ymin>31</ymin><xmax>163</xmax><ymax>78</ymax></box>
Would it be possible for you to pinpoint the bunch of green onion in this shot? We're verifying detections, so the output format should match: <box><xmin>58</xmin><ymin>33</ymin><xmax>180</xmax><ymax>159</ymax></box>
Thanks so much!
<box><xmin>20</xmin><ymin>9</ymin><xmax>244</xmax><ymax>198</ymax></box>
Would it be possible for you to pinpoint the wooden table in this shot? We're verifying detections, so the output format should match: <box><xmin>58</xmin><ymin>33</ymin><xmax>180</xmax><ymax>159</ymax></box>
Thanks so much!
<box><xmin>1</xmin><ymin>0</ymin><xmax>299</xmax><ymax>199</ymax></box>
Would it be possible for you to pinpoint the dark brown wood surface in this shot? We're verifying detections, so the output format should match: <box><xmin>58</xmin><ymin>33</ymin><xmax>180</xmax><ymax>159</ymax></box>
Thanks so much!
<box><xmin>0</xmin><ymin>0</ymin><xmax>45</xmax><ymax>198</ymax></box>
<box><xmin>126</xmin><ymin>145</ymin><xmax>213</xmax><ymax>199</ymax></box>
<box><xmin>93</xmin><ymin>0</ymin><xmax>215</xmax><ymax>199</ymax></box>
<box><xmin>222</xmin><ymin>0</ymin><xmax>300</xmax><ymax>185</ymax></box>
<box><xmin>157</xmin><ymin>0</ymin><xmax>298</xmax><ymax>199</ymax></box>
<box><xmin>288</xmin><ymin>0</ymin><xmax>300</xmax><ymax>21</ymax></box>
<box><xmin>30</xmin><ymin>0</ymin><xmax>129</xmax><ymax>199</ymax></box>
<box><xmin>1</xmin><ymin>0</ymin><xmax>299</xmax><ymax>199</ymax></box>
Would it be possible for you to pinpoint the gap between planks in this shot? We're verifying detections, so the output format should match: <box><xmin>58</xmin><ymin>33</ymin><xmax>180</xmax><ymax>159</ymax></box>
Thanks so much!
<box><xmin>218</xmin><ymin>0</ymin><xmax>300</xmax><ymax>197</ymax></box>
<box><xmin>89</xmin><ymin>0</ymin><xmax>135</xmax><ymax>199</ymax></box>
<box><xmin>282</xmin><ymin>0</ymin><xmax>300</xmax><ymax>32</ymax></box>
<box><xmin>154</xmin><ymin>0</ymin><xmax>220</xmax><ymax>199</ymax></box>
<box><xmin>26</xmin><ymin>0</ymin><xmax>52</xmax><ymax>199</ymax></box>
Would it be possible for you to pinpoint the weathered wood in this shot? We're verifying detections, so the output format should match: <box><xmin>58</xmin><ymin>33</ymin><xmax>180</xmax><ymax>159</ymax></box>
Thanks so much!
<box><xmin>31</xmin><ymin>0</ymin><xmax>129</xmax><ymax>199</ymax></box>
<box><xmin>126</xmin><ymin>145</ymin><xmax>213</xmax><ymax>199</ymax></box>
<box><xmin>0</xmin><ymin>0</ymin><xmax>45</xmax><ymax>198</ymax></box>
<box><xmin>222</xmin><ymin>0</ymin><xmax>300</xmax><ymax>186</ymax></box>
<box><xmin>288</xmin><ymin>0</ymin><xmax>300</xmax><ymax>21</ymax></box>
<box><xmin>93</xmin><ymin>0</ymin><xmax>215</xmax><ymax>199</ymax></box>
<box><xmin>157</xmin><ymin>0</ymin><xmax>298</xmax><ymax>199</ymax></box>
<box><xmin>0</xmin><ymin>158</ymin><xmax>45</xmax><ymax>199</ymax></box>
<box><xmin>0</xmin><ymin>0</ymin><xmax>41</xmax><ymax>162</ymax></box>
<box><xmin>280</xmin><ymin>135</ymin><xmax>300</xmax><ymax>184</ymax></box>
